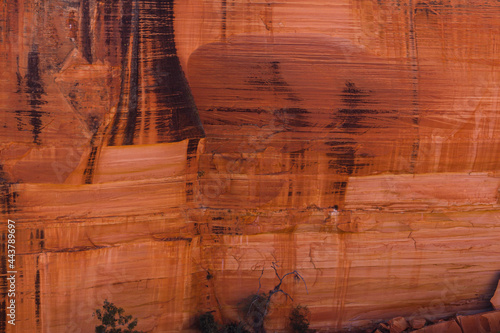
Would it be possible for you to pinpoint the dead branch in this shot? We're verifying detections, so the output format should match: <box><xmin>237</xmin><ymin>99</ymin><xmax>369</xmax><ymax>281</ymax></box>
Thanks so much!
<box><xmin>256</xmin><ymin>267</ymin><xmax>265</xmax><ymax>295</ymax></box>
<box><xmin>245</xmin><ymin>262</ymin><xmax>309</xmax><ymax>333</ymax></box>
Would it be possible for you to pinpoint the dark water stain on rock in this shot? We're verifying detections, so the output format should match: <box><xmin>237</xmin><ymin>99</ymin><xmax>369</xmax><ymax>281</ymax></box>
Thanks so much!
<box><xmin>26</xmin><ymin>49</ymin><xmax>46</xmax><ymax>145</ymax></box>
<box><xmin>276</xmin><ymin>107</ymin><xmax>310</xmax><ymax>129</ymax></box>
<box><xmin>0</xmin><ymin>164</ymin><xmax>17</xmax><ymax>215</ymax></box>
<box><xmin>326</xmin><ymin>81</ymin><xmax>374</xmax><ymax>208</ymax></box>
<box><xmin>123</xmin><ymin>0</ymin><xmax>140</xmax><ymax>146</ymax></box>
<box><xmin>205</xmin><ymin>106</ymin><xmax>310</xmax><ymax>129</ymax></box>
<box><xmin>80</xmin><ymin>0</ymin><xmax>92</xmax><ymax>63</ymax></box>
<box><xmin>35</xmin><ymin>265</ymin><xmax>41</xmax><ymax>325</ymax></box>
<box><xmin>221</xmin><ymin>0</ymin><xmax>227</xmax><ymax>41</ymax></box>
<box><xmin>108</xmin><ymin>0</ymin><xmax>204</xmax><ymax>146</ymax></box>
<box><xmin>14</xmin><ymin>47</ymin><xmax>47</xmax><ymax>145</ymax></box>
<box><xmin>107</xmin><ymin>0</ymin><xmax>133</xmax><ymax>146</ymax></box>
<box><xmin>83</xmin><ymin>144</ymin><xmax>99</xmax><ymax>184</ymax></box>
<box><xmin>246</xmin><ymin>61</ymin><xmax>303</xmax><ymax>102</ymax></box>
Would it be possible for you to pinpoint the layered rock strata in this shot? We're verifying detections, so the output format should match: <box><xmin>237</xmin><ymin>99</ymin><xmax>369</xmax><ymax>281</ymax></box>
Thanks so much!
<box><xmin>1</xmin><ymin>0</ymin><xmax>500</xmax><ymax>332</ymax></box>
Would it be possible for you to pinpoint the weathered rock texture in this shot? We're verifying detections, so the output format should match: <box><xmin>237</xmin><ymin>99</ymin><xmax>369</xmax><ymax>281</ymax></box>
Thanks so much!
<box><xmin>1</xmin><ymin>0</ymin><xmax>500</xmax><ymax>332</ymax></box>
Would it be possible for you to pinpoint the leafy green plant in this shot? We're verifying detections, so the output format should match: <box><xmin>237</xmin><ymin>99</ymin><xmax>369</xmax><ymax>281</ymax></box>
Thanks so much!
<box><xmin>94</xmin><ymin>300</ymin><xmax>144</xmax><ymax>333</ymax></box>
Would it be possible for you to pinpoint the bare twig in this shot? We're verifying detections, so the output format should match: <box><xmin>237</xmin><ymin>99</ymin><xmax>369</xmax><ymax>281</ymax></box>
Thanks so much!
<box><xmin>291</xmin><ymin>271</ymin><xmax>309</xmax><ymax>295</ymax></box>
<box><xmin>245</xmin><ymin>262</ymin><xmax>309</xmax><ymax>333</ymax></box>
<box><xmin>256</xmin><ymin>267</ymin><xmax>265</xmax><ymax>295</ymax></box>
<box><xmin>271</xmin><ymin>261</ymin><xmax>281</xmax><ymax>280</ymax></box>
<box><xmin>274</xmin><ymin>289</ymin><xmax>293</xmax><ymax>301</ymax></box>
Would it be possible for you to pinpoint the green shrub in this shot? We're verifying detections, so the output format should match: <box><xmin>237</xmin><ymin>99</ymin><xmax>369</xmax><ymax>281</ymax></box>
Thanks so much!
<box><xmin>94</xmin><ymin>300</ymin><xmax>144</xmax><ymax>333</ymax></box>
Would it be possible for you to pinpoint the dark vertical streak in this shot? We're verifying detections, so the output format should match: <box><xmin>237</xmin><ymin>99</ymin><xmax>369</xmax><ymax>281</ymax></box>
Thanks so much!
<box><xmin>120</xmin><ymin>0</ymin><xmax>132</xmax><ymax>60</ymax></box>
<box><xmin>408</xmin><ymin>0</ymin><xmax>420</xmax><ymax>173</ymax></box>
<box><xmin>14</xmin><ymin>59</ymin><xmax>25</xmax><ymax>131</ymax></box>
<box><xmin>35</xmin><ymin>268</ymin><xmax>40</xmax><ymax>324</ymax></box>
<box><xmin>83</xmin><ymin>145</ymin><xmax>98</xmax><ymax>184</ymax></box>
<box><xmin>326</xmin><ymin>81</ymin><xmax>373</xmax><ymax>208</ymax></box>
<box><xmin>149</xmin><ymin>0</ymin><xmax>204</xmax><ymax>142</ymax></box>
<box><xmin>187</xmin><ymin>138</ymin><xmax>200</xmax><ymax>156</ymax></box>
<box><xmin>0</xmin><ymin>164</ymin><xmax>17</xmax><ymax>215</ymax></box>
<box><xmin>104</xmin><ymin>0</ymin><xmax>112</xmax><ymax>52</ymax></box>
<box><xmin>108</xmin><ymin>0</ymin><xmax>133</xmax><ymax>145</ymax></box>
<box><xmin>185</xmin><ymin>138</ymin><xmax>199</xmax><ymax>204</ymax></box>
<box><xmin>222</xmin><ymin>0</ymin><xmax>227</xmax><ymax>41</ymax></box>
<box><xmin>25</xmin><ymin>48</ymin><xmax>46</xmax><ymax>145</ymax></box>
<box><xmin>123</xmin><ymin>0</ymin><xmax>139</xmax><ymax>145</ymax></box>
<box><xmin>80</xmin><ymin>0</ymin><xmax>92</xmax><ymax>63</ymax></box>
<box><xmin>154</xmin><ymin>0</ymin><xmax>178</xmax><ymax>141</ymax></box>
<box><xmin>109</xmin><ymin>0</ymin><xmax>205</xmax><ymax>145</ymax></box>
<box><xmin>40</xmin><ymin>228</ymin><xmax>45</xmax><ymax>249</ymax></box>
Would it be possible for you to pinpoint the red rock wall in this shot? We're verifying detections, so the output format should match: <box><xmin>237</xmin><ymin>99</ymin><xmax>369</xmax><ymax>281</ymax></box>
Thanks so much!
<box><xmin>1</xmin><ymin>0</ymin><xmax>500</xmax><ymax>332</ymax></box>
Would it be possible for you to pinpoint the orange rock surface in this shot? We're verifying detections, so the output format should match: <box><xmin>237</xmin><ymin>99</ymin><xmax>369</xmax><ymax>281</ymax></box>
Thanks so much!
<box><xmin>1</xmin><ymin>0</ymin><xmax>500</xmax><ymax>332</ymax></box>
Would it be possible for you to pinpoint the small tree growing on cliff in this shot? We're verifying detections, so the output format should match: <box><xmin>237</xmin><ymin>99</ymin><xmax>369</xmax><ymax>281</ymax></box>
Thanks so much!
<box><xmin>243</xmin><ymin>262</ymin><xmax>308</xmax><ymax>333</ymax></box>
<box><xmin>93</xmin><ymin>300</ymin><xmax>145</xmax><ymax>333</ymax></box>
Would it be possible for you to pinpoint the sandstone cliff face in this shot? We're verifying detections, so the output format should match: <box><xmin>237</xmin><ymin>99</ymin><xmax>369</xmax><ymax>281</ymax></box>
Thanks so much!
<box><xmin>1</xmin><ymin>0</ymin><xmax>500</xmax><ymax>332</ymax></box>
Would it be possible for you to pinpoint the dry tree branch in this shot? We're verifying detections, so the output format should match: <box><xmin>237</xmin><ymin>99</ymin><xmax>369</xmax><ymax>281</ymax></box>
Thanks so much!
<box><xmin>256</xmin><ymin>266</ymin><xmax>265</xmax><ymax>295</ymax></box>
<box><xmin>244</xmin><ymin>261</ymin><xmax>309</xmax><ymax>333</ymax></box>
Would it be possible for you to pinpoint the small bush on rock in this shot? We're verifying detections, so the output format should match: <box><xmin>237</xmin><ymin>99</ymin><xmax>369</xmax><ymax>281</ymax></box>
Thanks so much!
<box><xmin>94</xmin><ymin>300</ymin><xmax>144</xmax><ymax>333</ymax></box>
<box><xmin>289</xmin><ymin>305</ymin><xmax>313</xmax><ymax>333</ymax></box>
<box><xmin>198</xmin><ymin>312</ymin><xmax>219</xmax><ymax>333</ymax></box>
